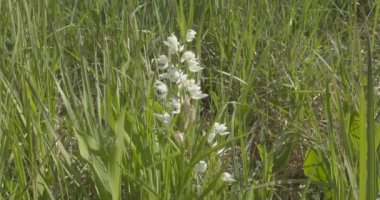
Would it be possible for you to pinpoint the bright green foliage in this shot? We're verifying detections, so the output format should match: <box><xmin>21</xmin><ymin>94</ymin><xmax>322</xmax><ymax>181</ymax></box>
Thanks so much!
<box><xmin>0</xmin><ymin>0</ymin><xmax>379</xmax><ymax>199</ymax></box>
<box><xmin>303</xmin><ymin>148</ymin><xmax>328</xmax><ymax>184</ymax></box>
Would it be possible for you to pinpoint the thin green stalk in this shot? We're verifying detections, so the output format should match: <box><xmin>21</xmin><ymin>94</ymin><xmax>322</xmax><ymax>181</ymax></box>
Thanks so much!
<box><xmin>365</xmin><ymin>27</ymin><xmax>377</xmax><ymax>200</ymax></box>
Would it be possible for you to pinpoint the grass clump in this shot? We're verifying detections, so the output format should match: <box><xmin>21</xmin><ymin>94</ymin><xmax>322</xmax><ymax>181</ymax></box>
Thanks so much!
<box><xmin>0</xmin><ymin>0</ymin><xmax>379</xmax><ymax>199</ymax></box>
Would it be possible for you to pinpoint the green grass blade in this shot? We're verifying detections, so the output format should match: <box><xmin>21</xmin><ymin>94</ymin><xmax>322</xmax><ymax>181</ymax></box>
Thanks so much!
<box><xmin>364</xmin><ymin>26</ymin><xmax>377</xmax><ymax>200</ymax></box>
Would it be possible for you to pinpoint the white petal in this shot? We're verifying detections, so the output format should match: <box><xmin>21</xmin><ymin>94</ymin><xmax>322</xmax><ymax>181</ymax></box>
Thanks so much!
<box><xmin>161</xmin><ymin>67</ymin><xmax>187</xmax><ymax>84</ymax></box>
<box><xmin>186</xmin><ymin>59</ymin><xmax>203</xmax><ymax>72</ymax></box>
<box><xmin>174</xmin><ymin>132</ymin><xmax>184</xmax><ymax>144</ymax></box>
<box><xmin>207</xmin><ymin>132</ymin><xmax>216</xmax><ymax>144</ymax></box>
<box><xmin>164</xmin><ymin>33</ymin><xmax>183</xmax><ymax>54</ymax></box>
<box><xmin>188</xmin><ymin>64</ymin><xmax>204</xmax><ymax>72</ymax></box>
<box><xmin>167</xmin><ymin>98</ymin><xmax>181</xmax><ymax>114</ymax></box>
<box><xmin>155</xmin><ymin>55</ymin><xmax>169</xmax><ymax>70</ymax></box>
<box><xmin>181</xmin><ymin>51</ymin><xmax>196</xmax><ymax>63</ymax></box>
<box><xmin>219</xmin><ymin>131</ymin><xmax>230</xmax><ymax>136</ymax></box>
<box><xmin>217</xmin><ymin>147</ymin><xmax>226</xmax><ymax>155</ymax></box>
<box><xmin>222</xmin><ymin>172</ymin><xmax>236</xmax><ymax>183</ymax></box>
<box><xmin>213</xmin><ymin>123</ymin><xmax>229</xmax><ymax>135</ymax></box>
<box><xmin>184</xmin><ymin>80</ymin><xmax>208</xmax><ymax>100</ymax></box>
<box><xmin>179</xmin><ymin>79</ymin><xmax>195</xmax><ymax>89</ymax></box>
<box><xmin>154</xmin><ymin>80</ymin><xmax>168</xmax><ymax>99</ymax></box>
<box><xmin>154</xmin><ymin>112</ymin><xmax>172</xmax><ymax>125</ymax></box>
<box><xmin>190</xmin><ymin>91</ymin><xmax>208</xmax><ymax>100</ymax></box>
<box><xmin>186</xmin><ymin>29</ymin><xmax>196</xmax><ymax>42</ymax></box>
<box><xmin>195</xmin><ymin>160</ymin><xmax>207</xmax><ymax>173</ymax></box>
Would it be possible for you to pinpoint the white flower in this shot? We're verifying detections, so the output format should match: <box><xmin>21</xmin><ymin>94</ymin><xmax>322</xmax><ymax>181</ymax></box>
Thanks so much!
<box><xmin>207</xmin><ymin>123</ymin><xmax>229</xmax><ymax>144</ymax></box>
<box><xmin>178</xmin><ymin>78</ymin><xmax>194</xmax><ymax>89</ymax></box>
<box><xmin>212</xmin><ymin>123</ymin><xmax>229</xmax><ymax>136</ymax></box>
<box><xmin>153</xmin><ymin>112</ymin><xmax>172</xmax><ymax>125</ymax></box>
<box><xmin>154</xmin><ymin>55</ymin><xmax>169</xmax><ymax>70</ymax></box>
<box><xmin>154</xmin><ymin>80</ymin><xmax>168</xmax><ymax>99</ymax></box>
<box><xmin>186</xmin><ymin>29</ymin><xmax>196</xmax><ymax>42</ymax></box>
<box><xmin>190</xmin><ymin>90</ymin><xmax>208</xmax><ymax>100</ymax></box>
<box><xmin>174</xmin><ymin>132</ymin><xmax>184</xmax><ymax>144</ymax></box>
<box><xmin>195</xmin><ymin>160</ymin><xmax>207</xmax><ymax>173</ymax></box>
<box><xmin>160</xmin><ymin>67</ymin><xmax>188</xmax><ymax>84</ymax></box>
<box><xmin>222</xmin><ymin>172</ymin><xmax>236</xmax><ymax>183</ymax></box>
<box><xmin>207</xmin><ymin>132</ymin><xmax>217</xmax><ymax>144</ymax></box>
<box><xmin>167</xmin><ymin>98</ymin><xmax>181</xmax><ymax>114</ymax></box>
<box><xmin>187</xmin><ymin>85</ymin><xmax>208</xmax><ymax>100</ymax></box>
<box><xmin>164</xmin><ymin>34</ymin><xmax>184</xmax><ymax>54</ymax></box>
<box><xmin>180</xmin><ymin>79</ymin><xmax>208</xmax><ymax>100</ymax></box>
<box><xmin>180</xmin><ymin>51</ymin><xmax>203</xmax><ymax>72</ymax></box>
<box><xmin>180</xmin><ymin>51</ymin><xmax>196</xmax><ymax>63</ymax></box>
<box><xmin>187</xmin><ymin>59</ymin><xmax>203</xmax><ymax>72</ymax></box>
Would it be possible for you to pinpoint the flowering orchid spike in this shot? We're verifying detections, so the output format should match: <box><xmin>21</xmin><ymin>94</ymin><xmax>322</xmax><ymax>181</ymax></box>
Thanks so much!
<box><xmin>186</xmin><ymin>29</ymin><xmax>196</xmax><ymax>42</ymax></box>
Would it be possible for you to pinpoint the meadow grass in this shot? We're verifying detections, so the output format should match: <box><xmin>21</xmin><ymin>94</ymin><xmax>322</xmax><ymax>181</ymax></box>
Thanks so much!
<box><xmin>0</xmin><ymin>0</ymin><xmax>379</xmax><ymax>199</ymax></box>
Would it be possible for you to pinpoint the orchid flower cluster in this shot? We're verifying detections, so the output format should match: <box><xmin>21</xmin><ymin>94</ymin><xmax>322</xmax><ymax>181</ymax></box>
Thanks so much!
<box><xmin>152</xmin><ymin>29</ymin><xmax>235</xmax><ymax>184</ymax></box>
<box><xmin>153</xmin><ymin>29</ymin><xmax>207</xmax><ymax>126</ymax></box>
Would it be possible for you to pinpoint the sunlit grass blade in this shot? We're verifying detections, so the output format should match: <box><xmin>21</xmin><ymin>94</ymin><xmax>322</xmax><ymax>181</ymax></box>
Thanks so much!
<box><xmin>364</xmin><ymin>26</ymin><xmax>377</xmax><ymax>200</ymax></box>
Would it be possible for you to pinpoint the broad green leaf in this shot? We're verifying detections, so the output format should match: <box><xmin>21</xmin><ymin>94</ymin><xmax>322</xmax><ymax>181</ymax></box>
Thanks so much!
<box><xmin>272</xmin><ymin>132</ymin><xmax>297</xmax><ymax>173</ymax></box>
<box><xmin>303</xmin><ymin>148</ymin><xmax>328</xmax><ymax>183</ymax></box>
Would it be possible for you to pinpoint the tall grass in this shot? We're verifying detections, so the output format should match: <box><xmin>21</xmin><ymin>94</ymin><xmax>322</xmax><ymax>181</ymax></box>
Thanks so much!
<box><xmin>0</xmin><ymin>0</ymin><xmax>379</xmax><ymax>199</ymax></box>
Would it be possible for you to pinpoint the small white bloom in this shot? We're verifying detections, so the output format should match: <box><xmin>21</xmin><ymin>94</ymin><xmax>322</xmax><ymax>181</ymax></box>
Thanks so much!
<box><xmin>180</xmin><ymin>51</ymin><xmax>203</xmax><ymax>72</ymax></box>
<box><xmin>207</xmin><ymin>132</ymin><xmax>217</xmax><ymax>144</ymax></box>
<box><xmin>190</xmin><ymin>90</ymin><xmax>208</xmax><ymax>100</ymax></box>
<box><xmin>186</xmin><ymin>29</ymin><xmax>196</xmax><ymax>42</ymax></box>
<box><xmin>222</xmin><ymin>172</ymin><xmax>236</xmax><ymax>183</ymax></box>
<box><xmin>178</xmin><ymin>78</ymin><xmax>194</xmax><ymax>89</ymax></box>
<box><xmin>153</xmin><ymin>112</ymin><xmax>172</xmax><ymax>125</ymax></box>
<box><xmin>167</xmin><ymin>98</ymin><xmax>181</xmax><ymax>114</ymax></box>
<box><xmin>182</xmin><ymin>79</ymin><xmax>208</xmax><ymax>100</ymax></box>
<box><xmin>207</xmin><ymin>123</ymin><xmax>229</xmax><ymax>143</ymax></box>
<box><xmin>160</xmin><ymin>67</ymin><xmax>188</xmax><ymax>84</ymax></box>
<box><xmin>154</xmin><ymin>55</ymin><xmax>169</xmax><ymax>70</ymax></box>
<box><xmin>178</xmin><ymin>72</ymin><xmax>188</xmax><ymax>84</ymax></box>
<box><xmin>174</xmin><ymin>132</ymin><xmax>184</xmax><ymax>144</ymax></box>
<box><xmin>188</xmin><ymin>87</ymin><xmax>208</xmax><ymax>100</ymax></box>
<box><xmin>187</xmin><ymin>59</ymin><xmax>203</xmax><ymax>72</ymax></box>
<box><xmin>164</xmin><ymin>34</ymin><xmax>184</xmax><ymax>54</ymax></box>
<box><xmin>195</xmin><ymin>160</ymin><xmax>207</xmax><ymax>173</ymax></box>
<box><xmin>154</xmin><ymin>80</ymin><xmax>168</xmax><ymax>99</ymax></box>
<box><xmin>180</xmin><ymin>51</ymin><xmax>196</xmax><ymax>63</ymax></box>
<box><xmin>212</xmin><ymin>123</ymin><xmax>229</xmax><ymax>136</ymax></box>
